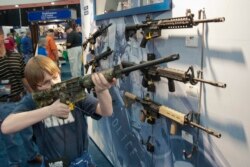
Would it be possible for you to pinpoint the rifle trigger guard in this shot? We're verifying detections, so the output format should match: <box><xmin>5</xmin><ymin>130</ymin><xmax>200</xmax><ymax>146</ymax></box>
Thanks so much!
<box><xmin>66</xmin><ymin>101</ymin><xmax>75</xmax><ymax>111</ymax></box>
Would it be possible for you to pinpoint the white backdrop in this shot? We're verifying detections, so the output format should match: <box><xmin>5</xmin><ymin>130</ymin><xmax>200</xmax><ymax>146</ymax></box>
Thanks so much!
<box><xmin>81</xmin><ymin>0</ymin><xmax>250</xmax><ymax>166</ymax></box>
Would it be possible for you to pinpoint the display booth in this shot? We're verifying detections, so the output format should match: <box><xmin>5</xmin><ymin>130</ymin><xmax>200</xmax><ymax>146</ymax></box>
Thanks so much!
<box><xmin>27</xmin><ymin>9</ymin><xmax>77</xmax><ymax>61</ymax></box>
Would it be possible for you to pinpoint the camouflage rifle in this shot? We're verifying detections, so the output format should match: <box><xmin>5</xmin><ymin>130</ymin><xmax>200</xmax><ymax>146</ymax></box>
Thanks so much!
<box><xmin>125</xmin><ymin>9</ymin><xmax>225</xmax><ymax>48</ymax></box>
<box><xmin>32</xmin><ymin>54</ymin><xmax>179</xmax><ymax>109</ymax></box>
<box><xmin>122</xmin><ymin>60</ymin><xmax>226</xmax><ymax>92</ymax></box>
<box><xmin>85</xmin><ymin>47</ymin><xmax>113</xmax><ymax>73</ymax></box>
<box><xmin>124</xmin><ymin>91</ymin><xmax>221</xmax><ymax>138</ymax></box>
<box><xmin>82</xmin><ymin>23</ymin><xmax>112</xmax><ymax>54</ymax></box>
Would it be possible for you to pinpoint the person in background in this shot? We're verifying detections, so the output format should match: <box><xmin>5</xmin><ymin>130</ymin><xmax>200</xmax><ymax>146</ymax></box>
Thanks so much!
<box><xmin>4</xmin><ymin>33</ymin><xmax>16</xmax><ymax>53</ymax></box>
<box><xmin>46</xmin><ymin>29</ymin><xmax>59</xmax><ymax>65</ymax></box>
<box><xmin>1</xmin><ymin>56</ymin><xmax>116</xmax><ymax>166</ymax></box>
<box><xmin>37</xmin><ymin>37</ymin><xmax>47</xmax><ymax>56</ymax></box>
<box><xmin>65</xmin><ymin>25</ymin><xmax>83</xmax><ymax>78</ymax></box>
<box><xmin>0</xmin><ymin>26</ymin><xmax>42</xmax><ymax>167</ymax></box>
<box><xmin>21</xmin><ymin>31</ymin><xmax>33</xmax><ymax>63</ymax></box>
<box><xmin>76</xmin><ymin>25</ymin><xmax>82</xmax><ymax>42</ymax></box>
<box><xmin>13</xmin><ymin>31</ymin><xmax>22</xmax><ymax>54</ymax></box>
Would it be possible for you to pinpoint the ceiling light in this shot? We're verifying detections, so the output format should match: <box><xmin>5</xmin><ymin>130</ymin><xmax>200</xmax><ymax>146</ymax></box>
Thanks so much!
<box><xmin>51</xmin><ymin>2</ymin><xmax>55</xmax><ymax>5</ymax></box>
<box><xmin>15</xmin><ymin>5</ymin><xmax>19</xmax><ymax>8</ymax></box>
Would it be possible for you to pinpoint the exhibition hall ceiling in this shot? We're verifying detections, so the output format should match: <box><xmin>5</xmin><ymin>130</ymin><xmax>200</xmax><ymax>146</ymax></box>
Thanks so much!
<box><xmin>0</xmin><ymin>0</ymin><xmax>79</xmax><ymax>10</ymax></box>
<box><xmin>1</xmin><ymin>0</ymin><xmax>58</xmax><ymax>6</ymax></box>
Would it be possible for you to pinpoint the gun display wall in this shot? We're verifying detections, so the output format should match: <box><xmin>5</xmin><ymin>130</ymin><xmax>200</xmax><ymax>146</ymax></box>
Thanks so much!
<box><xmin>81</xmin><ymin>8</ymin><xmax>227</xmax><ymax>167</ymax></box>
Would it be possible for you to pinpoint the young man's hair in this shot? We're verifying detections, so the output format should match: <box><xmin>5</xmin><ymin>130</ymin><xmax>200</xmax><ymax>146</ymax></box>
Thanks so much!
<box><xmin>25</xmin><ymin>56</ymin><xmax>60</xmax><ymax>90</ymax></box>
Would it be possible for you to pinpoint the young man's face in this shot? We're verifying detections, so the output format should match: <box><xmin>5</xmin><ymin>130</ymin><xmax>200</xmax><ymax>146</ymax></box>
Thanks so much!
<box><xmin>36</xmin><ymin>72</ymin><xmax>61</xmax><ymax>91</ymax></box>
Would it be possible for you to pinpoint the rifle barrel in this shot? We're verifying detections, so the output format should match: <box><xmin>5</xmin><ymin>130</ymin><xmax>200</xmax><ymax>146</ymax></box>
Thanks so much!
<box><xmin>193</xmin><ymin>78</ymin><xmax>226</xmax><ymax>88</ymax></box>
<box><xmin>93</xmin><ymin>23</ymin><xmax>112</xmax><ymax>37</ymax></box>
<box><xmin>95</xmin><ymin>47</ymin><xmax>113</xmax><ymax>61</ymax></box>
<box><xmin>156</xmin><ymin>67</ymin><xmax>226</xmax><ymax>88</ymax></box>
<box><xmin>189</xmin><ymin>121</ymin><xmax>222</xmax><ymax>138</ymax></box>
<box><xmin>82</xmin><ymin>23</ymin><xmax>112</xmax><ymax>49</ymax></box>
<box><xmin>193</xmin><ymin>17</ymin><xmax>225</xmax><ymax>24</ymax></box>
<box><xmin>121</xmin><ymin>54</ymin><xmax>179</xmax><ymax>74</ymax></box>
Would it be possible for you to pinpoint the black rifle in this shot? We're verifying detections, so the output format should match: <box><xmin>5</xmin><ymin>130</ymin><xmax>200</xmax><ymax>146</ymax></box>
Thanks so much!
<box><xmin>124</xmin><ymin>92</ymin><xmax>221</xmax><ymax>138</ymax></box>
<box><xmin>32</xmin><ymin>54</ymin><xmax>179</xmax><ymax>109</ymax></box>
<box><xmin>125</xmin><ymin>10</ymin><xmax>225</xmax><ymax>48</ymax></box>
<box><xmin>82</xmin><ymin>23</ymin><xmax>112</xmax><ymax>53</ymax></box>
<box><xmin>85</xmin><ymin>47</ymin><xmax>113</xmax><ymax>73</ymax></box>
<box><xmin>122</xmin><ymin>61</ymin><xmax>226</xmax><ymax>92</ymax></box>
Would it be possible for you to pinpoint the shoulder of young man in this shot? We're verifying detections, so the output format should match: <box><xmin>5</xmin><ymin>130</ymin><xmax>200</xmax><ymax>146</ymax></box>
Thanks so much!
<box><xmin>14</xmin><ymin>93</ymin><xmax>37</xmax><ymax>113</ymax></box>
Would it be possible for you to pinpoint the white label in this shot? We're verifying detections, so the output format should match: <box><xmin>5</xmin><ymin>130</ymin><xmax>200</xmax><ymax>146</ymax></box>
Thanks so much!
<box><xmin>182</xmin><ymin>130</ymin><xmax>193</xmax><ymax>144</ymax></box>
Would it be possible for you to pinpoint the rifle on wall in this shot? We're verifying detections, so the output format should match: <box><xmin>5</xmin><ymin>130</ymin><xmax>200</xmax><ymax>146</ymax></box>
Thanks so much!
<box><xmin>85</xmin><ymin>47</ymin><xmax>113</xmax><ymax>73</ymax></box>
<box><xmin>32</xmin><ymin>54</ymin><xmax>179</xmax><ymax>109</ymax></box>
<box><xmin>124</xmin><ymin>91</ymin><xmax>221</xmax><ymax>138</ymax></box>
<box><xmin>122</xmin><ymin>60</ymin><xmax>226</xmax><ymax>92</ymax></box>
<box><xmin>125</xmin><ymin>9</ymin><xmax>225</xmax><ymax>48</ymax></box>
<box><xmin>82</xmin><ymin>23</ymin><xmax>112</xmax><ymax>54</ymax></box>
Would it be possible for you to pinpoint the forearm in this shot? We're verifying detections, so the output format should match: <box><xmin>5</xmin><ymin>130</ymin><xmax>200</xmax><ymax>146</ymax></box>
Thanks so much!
<box><xmin>1</xmin><ymin>106</ymin><xmax>51</xmax><ymax>134</ymax></box>
<box><xmin>96</xmin><ymin>89</ymin><xmax>113</xmax><ymax>116</ymax></box>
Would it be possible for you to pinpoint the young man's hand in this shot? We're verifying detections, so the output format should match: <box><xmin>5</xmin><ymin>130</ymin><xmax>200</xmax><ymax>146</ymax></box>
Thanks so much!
<box><xmin>91</xmin><ymin>73</ymin><xmax>116</xmax><ymax>94</ymax></box>
<box><xmin>49</xmin><ymin>100</ymin><xmax>71</xmax><ymax>119</ymax></box>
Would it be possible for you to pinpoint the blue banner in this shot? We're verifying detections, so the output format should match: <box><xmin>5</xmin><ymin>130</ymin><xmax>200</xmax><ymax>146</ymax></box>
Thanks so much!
<box><xmin>28</xmin><ymin>9</ymin><xmax>74</xmax><ymax>22</ymax></box>
<box><xmin>76</xmin><ymin>18</ymin><xmax>81</xmax><ymax>25</ymax></box>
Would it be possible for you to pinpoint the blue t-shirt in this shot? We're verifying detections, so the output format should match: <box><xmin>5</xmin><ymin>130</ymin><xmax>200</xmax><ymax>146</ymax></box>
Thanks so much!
<box><xmin>21</xmin><ymin>36</ymin><xmax>33</xmax><ymax>54</ymax></box>
<box><xmin>37</xmin><ymin>47</ymin><xmax>47</xmax><ymax>56</ymax></box>
<box><xmin>13</xmin><ymin>93</ymin><xmax>100</xmax><ymax>164</ymax></box>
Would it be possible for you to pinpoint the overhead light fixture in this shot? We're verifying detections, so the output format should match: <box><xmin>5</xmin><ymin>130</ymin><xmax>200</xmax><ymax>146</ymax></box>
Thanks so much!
<box><xmin>51</xmin><ymin>2</ymin><xmax>55</xmax><ymax>5</ymax></box>
<box><xmin>15</xmin><ymin>5</ymin><xmax>19</xmax><ymax>8</ymax></box>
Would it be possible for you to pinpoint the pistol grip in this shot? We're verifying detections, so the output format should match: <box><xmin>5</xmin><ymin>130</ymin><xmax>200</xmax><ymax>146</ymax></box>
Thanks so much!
<box><xmin>168</xmin><ymin>79</ymin><xmax>175</xmax><ymax>92</ymax></box>
<box><xmin>140</xmin><ymin>37</ymin><xmax>148</xmax><ymax>48</ymax></box>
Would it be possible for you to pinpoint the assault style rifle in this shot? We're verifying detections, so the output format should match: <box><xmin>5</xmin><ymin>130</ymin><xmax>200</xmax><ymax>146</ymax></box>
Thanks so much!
<box><xmin>85</xmin><ymin>47</ymin><xmax>113</xmax><ymax>73</ymax></box>
<box><xmin>125</xmin><ymin>9</ymin><xmax>225</xmax><ymax>48</ymax></box>
<box><xmin>124</xmin><ymin>92</ymin><xmax>221</xmax><ymax>138</ymax></box>
<box><xmin>122</xmin><ymin>61</ymin><xmax>226</xmax><ymax>92</ymax></box>
<box><xmin>32</xmin><ymin>54</ymin><xmax>179</xmax><ymax>109</ymax></box>
<box><xmin>82</xmin><ymin>23</ymin><xmax>112</xmax><ymax>53</ymax></box>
